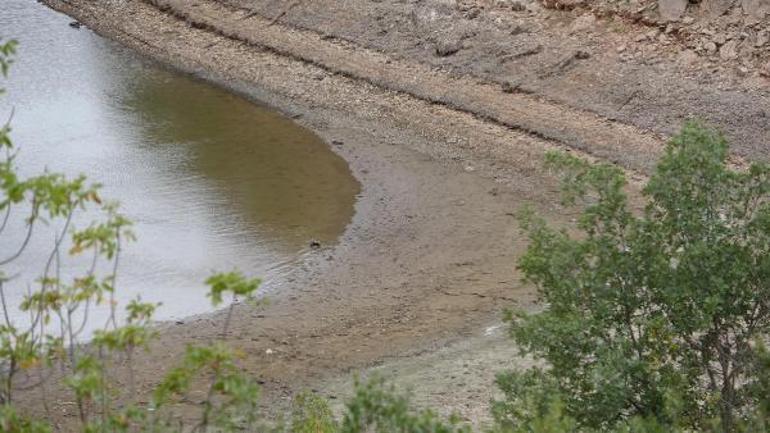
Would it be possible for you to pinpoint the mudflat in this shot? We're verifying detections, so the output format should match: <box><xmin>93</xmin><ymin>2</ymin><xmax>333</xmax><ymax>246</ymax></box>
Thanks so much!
<box><xmin>21</xmin><ymin>0</ymin><xmax>770</xmax><ymax>428</ymax></box>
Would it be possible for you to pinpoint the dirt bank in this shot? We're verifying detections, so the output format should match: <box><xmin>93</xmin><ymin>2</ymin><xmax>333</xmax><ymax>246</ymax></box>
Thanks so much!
<box><xmin>21</xmin><ymin>0</ymin><xmax>770</xmax><ymax>429</ymax></box>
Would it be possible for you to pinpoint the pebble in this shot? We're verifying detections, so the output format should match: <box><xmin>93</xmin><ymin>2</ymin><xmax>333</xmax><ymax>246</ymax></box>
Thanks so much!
<box><xmin>719</xmin><ymin>39</ymin><xmax>739</xmax><ymax>60</ymax></box>
<box><xmin>761</xmin><ymin>61</ymin><xmax>770</xmax><ymax>77</ymax></box>
<box><xmin>755</xmin><ymin>31</ymin><xmax>769</xmax><ymax>47</ymax></box>
<box><xmin>435</xmin><ymin>39</ymin><xmax>462</xmax><ymax>57</ymax></box>
<box><xmin>570</xmin><ymin>13</ymin><xmax>596</xmax><ymax>33</ymax></box>
<box><xmin>704</xmin><ymin>41</ymin><xmax>718</xmax><ymax>54</ymax></box>
<box><xmin>646</xmin><ymin>29</ymin><xmax>661</xmax><ymax>40</ymax></box>
<box><xmin>678</xmin><ymin>49</ymin><xmax>699</xmax><ymax>67</ymax></box>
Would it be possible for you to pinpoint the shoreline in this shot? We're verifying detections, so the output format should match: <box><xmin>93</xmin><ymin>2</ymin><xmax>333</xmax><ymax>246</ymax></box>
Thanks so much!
<box><xmin>30</xmin><ymin>0</ymin><xmax>562</xmax><ymax>425</ymax></box>
<box><xmin>23</xmin><ymin>0</ymin><xmax>770</xmax><ymax>428</ymax></box>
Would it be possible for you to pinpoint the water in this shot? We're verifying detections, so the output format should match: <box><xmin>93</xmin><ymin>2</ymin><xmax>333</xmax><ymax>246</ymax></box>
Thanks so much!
<box><xmin>0</xmin><ymin>0</ymin><xmax>359</xmax><ymax>332</ymax></box>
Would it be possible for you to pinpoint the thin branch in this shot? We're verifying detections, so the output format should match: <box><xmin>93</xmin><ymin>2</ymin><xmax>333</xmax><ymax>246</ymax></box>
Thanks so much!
<box><xmin>106</xmin><ymin>232</ymin><xmax>121</xmax><ymax>330</ymax></box>
<box><xmin>72</xmin><ymin>298</ymin><xmax>91</xmax><ymax>339</ymax></box>
<box><xmin>0</xmin><ymin>203</ymin><xmax>12</xmax><ymax>237</ymax></box>
<box><xmin>0</xmin><ymin>281</ymin><xmax>12</xmax><ymax>328</ymax></box>
<box><xmin>25</xmin><ymin>207</ymin><xmax>74</xmax><ymax>336</ymax></box>
<box><xmin>0</xmin><ymin>206</ymin><xmax>36</xmax><ymax>266</ymax></box>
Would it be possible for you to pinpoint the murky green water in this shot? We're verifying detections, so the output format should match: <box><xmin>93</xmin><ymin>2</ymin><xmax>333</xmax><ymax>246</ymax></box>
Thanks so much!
<box><xmin>0</xmin><ymin>0</ymin><xmax>359</xmax><ymax>328</ymax></box>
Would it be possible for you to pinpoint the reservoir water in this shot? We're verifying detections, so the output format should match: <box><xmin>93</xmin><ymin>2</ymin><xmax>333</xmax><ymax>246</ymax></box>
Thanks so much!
<box><xmin>0</xmin><ymin>0</ymin><xmax>359</xmax><ymax>332</ymax></box>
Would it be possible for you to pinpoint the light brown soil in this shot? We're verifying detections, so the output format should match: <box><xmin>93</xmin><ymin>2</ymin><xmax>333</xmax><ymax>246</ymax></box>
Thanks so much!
<box><xmin>19</xmin><ymin>0</ymin><xmax>770</xmax><ymax>429</ymax></box>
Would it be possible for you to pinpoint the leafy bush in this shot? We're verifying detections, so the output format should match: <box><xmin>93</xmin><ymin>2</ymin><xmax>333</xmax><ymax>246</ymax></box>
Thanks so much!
<box><xmin>500</xmin><ymin>122</ymin><xmax>770</xmax><ymax>433</ymax></box>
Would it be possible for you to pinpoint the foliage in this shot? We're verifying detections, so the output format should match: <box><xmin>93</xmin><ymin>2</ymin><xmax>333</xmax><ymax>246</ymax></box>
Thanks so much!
<box><xmin>206</xmin><ymin>271</ymin><xmax>261</xmax><ymax>307</ymax></box>
<box><xmin>291</xmin><ymin>392</ymin><xmax>338</xmax><ymax>433</ymax></box>
<box><xmin>500</xmin><ymin>122</ymin><xmax>770</xmax><ymax>433</ymax></box>
<box><xmin>340</xmin><ymin>377</ymin><xmax>471</xmax><ymax>433</ymax></box>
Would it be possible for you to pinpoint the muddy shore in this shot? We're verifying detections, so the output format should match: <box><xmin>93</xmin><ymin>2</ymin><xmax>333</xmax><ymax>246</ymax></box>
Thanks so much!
<box><xmin>23</xmin><ymin>0</ymin><xmax>770</xmax><ymax>429</ymax></box>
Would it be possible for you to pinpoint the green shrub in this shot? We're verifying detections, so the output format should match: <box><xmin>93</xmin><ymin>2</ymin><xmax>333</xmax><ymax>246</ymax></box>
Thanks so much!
<box><xmin>502</xmin><ymin>122</ymin><xmax>770</xmax><ymax>433</ymax></box>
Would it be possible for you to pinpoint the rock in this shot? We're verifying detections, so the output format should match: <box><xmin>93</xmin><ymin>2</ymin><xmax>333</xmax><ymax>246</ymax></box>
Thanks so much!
<box><xmin>508</xmin><ymin>0</ymin><xmax>528</xmax><ymax>11</ymax></box>
<box><xmin>761</xmin><ymin>61</ymin><xmax>770</xmax><ymax>77</ymax></box>
<box><xmin>570</xmin><ymin>13</ymin><xmax>597</xmax><ymax>33</ymax></box>
<box><xmin>755</xmin><ymin>30</ymin><xmax>769</xmax><ymax>47</ymax></box>
<box><xmin>501</xmin><ymin>80</ymin><xmax>520</xmax><ymax>93</ymax></box>
<box><xmin>646</xmin><ymin>28</ymin><xmax>661</xmax><ymax>40</ymax></box>
<box><xmin>678</xmin><ymin>49</ymin><xmax>700</xmax><ymax>67</ymax></box>
<box><xmin>742</xmin><ymin>0</ymin><xmax>770</xmax><ymax>17</ymax></box>
<box><xmin>719</xmin><ymin>39</ymin><xmax>739</xmax><ymax>60</ymax></box>
<box><xmin>542</xmin><ymin>0</ymin><xmax>584</xmax><ymax>9</ymax></box>
<box><xmin>682</xmin><ymin>16</ymin><xmax>696</xmax><ymax>24</ymax></box>
<box><xmin>309</xmin><ymin>240</ymin><xmax>321</xmax><ymax>249</ymax></box>
<box><xmin>704</xmin><ymin>40</ymin><xmax>719</xmax><ymax>54</ymax></box>
<box><xmin>616</xmin><ymin>44</ymin><xmax>627</xmax><ymax>53</ymax></box>
<box><xmin>575</xmin><ymin>50</ymin><xmax>591</xmax><ymax>59</ymax></box>
<box><xmin>466</xmin><ymin>7</ymin><xmax>481</xmax><ymax>18</ymax></box>
<box><xmin>69</xmin><ymin>21</ymin><xmax>82</xmax><ymax>29</ymax></box>
<box><xmin>658</xmin><ymin>0</ymin><xmax>688</xmax><ymax>21</ymax></box>
<box><xmin>702</xmin><ymin>0</ymin><xmax>735</xmax><ymax>18</ymax></box>
<box><xmin>332</xmin><ymin>139</ymin><xmax>344</xmax><ymax>146</ymax></box>
<box><xmin>435</xmin><ymin>38</ymin><xmax>462</xmax><ymax>57</ymax></box>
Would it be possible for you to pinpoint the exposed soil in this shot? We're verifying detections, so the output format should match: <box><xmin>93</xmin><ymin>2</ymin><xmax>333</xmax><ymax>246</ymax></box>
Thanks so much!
<box><xmin>17</xmin><ymin>0</ymin><xmax>770</xmax><ymax>430</ymax></box>
<box><xmin>213</xmin><ymin>0</ymin><xmax>769</xmax><ymax>162</ymax></box>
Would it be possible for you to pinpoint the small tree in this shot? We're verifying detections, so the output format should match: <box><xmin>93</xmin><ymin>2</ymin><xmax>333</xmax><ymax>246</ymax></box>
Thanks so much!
<box><xmin>497</xmin><ymin>123</ymin><xmax>770</xmax><ymax>433</ymax></box>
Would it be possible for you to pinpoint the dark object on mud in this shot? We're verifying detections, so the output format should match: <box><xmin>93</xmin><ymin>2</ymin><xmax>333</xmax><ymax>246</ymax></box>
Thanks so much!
<box><xmin>309</xmin><ymin>240</ymin><xmax>321</xmax><ymax>249</ymax></box>
<box><xmin>332</xmin><ymin>139</ymin><xmax>344</xmax><ymax>146</ymax></box>
<box><xmin>502</xmin><ymin>81</ymin><xmax>521</xmax><ymax>93</ymax></box>
<box><xmin>69</xmin><ymin>20</ymin><xmax>82</xmax><ymax>29</ymax></box>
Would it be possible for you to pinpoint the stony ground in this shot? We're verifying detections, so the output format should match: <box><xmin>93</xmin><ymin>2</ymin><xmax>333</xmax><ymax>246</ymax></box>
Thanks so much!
<box><xmin>20</xmin><ymin>0</ymin><xmax>770</xmax><ymax>430</ymax></box>
<box><xmin>220</xmin><ymin>0</ymin><xmax>770</xmax><ymax>162</ymax></box>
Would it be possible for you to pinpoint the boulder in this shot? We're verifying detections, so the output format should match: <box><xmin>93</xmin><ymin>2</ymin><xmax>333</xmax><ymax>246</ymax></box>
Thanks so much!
<box><xmin>701</xmin><ymin>0</ymin><xmax>735</xmax><ymax>18</ymax></box>
<box><xmin>658</xmin><ymin>0</ymin><xmax>688</xmax><ymax>21</ymax></box>
<box><xmin>719</xmin><ymin>39</ymin><xmax>739</xmax><ymax>60</ymax></box>
<box><xmin>435</xmin><ymin>38</ymin><xmax>462</xmax><ymax>57</ymax></box>
<box><xmin>742</xmin><ymin>0</ymin><xmax>770</xmax><ymax>17</ymax></box>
